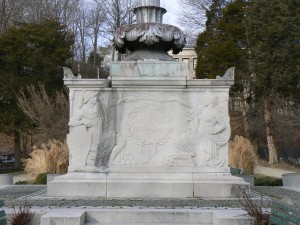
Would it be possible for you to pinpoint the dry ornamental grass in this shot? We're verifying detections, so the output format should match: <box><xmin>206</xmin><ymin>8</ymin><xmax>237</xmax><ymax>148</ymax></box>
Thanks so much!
<box><xmin>229</xmin><ymin>135</ymin><xmax>257</xmax><ymax>174</ymax></box>
<box><xmin>23</xmin><ymin>139</ymin><xmax>69</xmax><ymax>180</ymax></box>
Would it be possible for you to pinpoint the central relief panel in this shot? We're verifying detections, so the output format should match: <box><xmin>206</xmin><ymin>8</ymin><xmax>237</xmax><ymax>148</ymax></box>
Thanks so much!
<box><xmin>109</xmin><ymin>90</ymin><xmax>190</xmax><ymax>167</ymax></box>
<box><xmin>128</xmin><ymin>102</ymin><xmax>174</xmax><ymax>162</ymax></box>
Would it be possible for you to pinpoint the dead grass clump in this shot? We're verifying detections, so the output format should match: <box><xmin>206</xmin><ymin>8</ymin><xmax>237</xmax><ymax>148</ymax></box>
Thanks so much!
<box><xmin>24</xmin><ymin>139</ymin><xmax>69</xmax><ymax>180</ymax></box>
<box><xmin>46</xmin><ymin>140</ymin><xmax>69</xmax><ymax>174</ymax></box>
<box><xmin>9</xmin><ymin>201</ymin><xmax>34</xmax><ymax>225</ymax></box>
<box><xmin>23</xmin><ymin>145</ymin><xmax>48</xmax><ymax>180</ymax></box>
<box><xmin>229</xmin><ymin>135</ymin><xmax>257</xmax><ymax>174</ymax></box>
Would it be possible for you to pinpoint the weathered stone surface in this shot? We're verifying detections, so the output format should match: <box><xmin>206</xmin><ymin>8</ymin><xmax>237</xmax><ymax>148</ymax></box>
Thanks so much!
<box><xmin>41</xmin><ymin>209</ymin><xmax>85</xmax><ymax>225</ymax></box>
<box><xmin>114</xmin><ymin>0</ymin><xmax>185</xmax><ymax>60</ymax></box>
<box><xmin>0</xmin><ymin>174</ymin><xmax>13</xmax><ymax>185</ymax></box>
<box><xmin>4</xmin><ymin>207</ymin><xmax>255</xmax><ymax>225</ymax></box>
<box><xmin>47</xmin><ymin>65</ymin><xmax>250</xmax><ymax>199</ymax></box>
<box><xmin>110</xmin><ymin>61</ymin><xmax>188</xmax><ymax>77</ymax></box>
<box><xmin>282</xmin><ymin>173</ymin><xmax>300</xmax><ymax>187</ymax></box>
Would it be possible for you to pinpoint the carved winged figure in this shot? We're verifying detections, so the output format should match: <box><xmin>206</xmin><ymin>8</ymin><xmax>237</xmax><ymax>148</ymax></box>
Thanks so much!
<box><xmin>68</xmin><ymin>91</ymin><xmax>115</xmax><ymax>169</ymax></box>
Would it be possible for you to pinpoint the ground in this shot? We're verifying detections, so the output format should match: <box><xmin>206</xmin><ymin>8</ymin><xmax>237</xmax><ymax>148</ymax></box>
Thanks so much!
<box><xmin>257</xmin><ymin>159</ymin><xmax>300</xmax><ymax>173</ymax></box>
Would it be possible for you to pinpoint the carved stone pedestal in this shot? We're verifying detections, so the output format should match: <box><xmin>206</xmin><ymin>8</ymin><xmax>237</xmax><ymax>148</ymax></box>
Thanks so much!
<box><xmin>47</xmin><ymin>63</ymin><xmax>249</xmax><ymax>199</ymax></box>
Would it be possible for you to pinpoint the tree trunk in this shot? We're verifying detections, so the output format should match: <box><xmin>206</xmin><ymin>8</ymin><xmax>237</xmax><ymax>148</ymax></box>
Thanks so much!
<box><xmin>263</xmin><ymin>97</ymin><xmax>278</xmax><ymax>164</ymax></box>
<box><xmin>93</xmin><ymin>31</ymin><xmax>97</xmax><ymax>66</ymax></box>
<box><xmin>240</xmin><ymin>94</ymin><xmax>250</xmax><ymax>139</ymax></box>
<box><xmin>112</xmin><ymin>46</ymin><xmax>116</xmax><ymax>62</ymax></box>
<box><xmin>14</xmin><ymin>130</ymin><xmax>21</xmax><ymax>169</ymax></box>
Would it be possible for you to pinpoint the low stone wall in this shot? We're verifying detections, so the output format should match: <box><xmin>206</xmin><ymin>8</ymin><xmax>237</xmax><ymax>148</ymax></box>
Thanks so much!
<box><xmin>0</xmin><ymin>175</ymin><xmax>12</xmax><ymax>186</ymax></box>
<box><xmin>282</xmin><ymin>173</ymin><xmax>300</xmax><ymax>187</ymax></box>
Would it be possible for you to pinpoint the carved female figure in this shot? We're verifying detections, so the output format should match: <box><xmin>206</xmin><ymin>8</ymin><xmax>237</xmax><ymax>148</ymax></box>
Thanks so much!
<box><xmin>175</xmin><ymin>92</ymin><xmax>230</xmax><ymax>167</ymax></box>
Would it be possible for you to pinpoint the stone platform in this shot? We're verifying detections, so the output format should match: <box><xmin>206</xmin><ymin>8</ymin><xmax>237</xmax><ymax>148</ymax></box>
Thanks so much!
<box><xmin>4</xmin><ymin>207</ymin><xmax>255</xmax><ymax>225</ymax></box>
<box><xmin>1</xmin><ymin>185</ymin><xmax>272</xmax><ymax>225</ymax></box>
<box><xmin>48</xmin><ymin>168</ymin><xmax>247</xmax><ymax>198</ymax></box>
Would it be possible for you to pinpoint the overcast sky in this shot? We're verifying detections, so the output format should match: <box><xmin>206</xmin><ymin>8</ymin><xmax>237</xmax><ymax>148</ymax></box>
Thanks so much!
<box><xmin>160</xmin><ymin>0</ymin><xmax>181</xmax><ymax>28</ymax></box>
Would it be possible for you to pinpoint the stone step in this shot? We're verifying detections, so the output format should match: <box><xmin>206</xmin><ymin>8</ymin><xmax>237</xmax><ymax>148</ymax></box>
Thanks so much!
<box><xmin>85</xmin><ymin>223</ymin><xmax>212</xmax><ymax>225</ymax></box>
<box><xmin>36</xmin><ymin>207</ymin><xmax>254</xmax><ymax>225</ymax></box>
<box><xmin>85</xmin><ymin>208</ymin><xmax>213</xmax><ymax>224</ymax></box>
<box><xmin>84</xmin><ymin>208</ymin><xmax>254</xmax><ymax>225</ymax></box>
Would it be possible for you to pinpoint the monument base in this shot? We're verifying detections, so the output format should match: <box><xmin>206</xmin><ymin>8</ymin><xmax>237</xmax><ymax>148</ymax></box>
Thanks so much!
<box><xmin>48</xmin><ymin>168</ymin><xmax>249</xmax><ymax>198</ymax></box>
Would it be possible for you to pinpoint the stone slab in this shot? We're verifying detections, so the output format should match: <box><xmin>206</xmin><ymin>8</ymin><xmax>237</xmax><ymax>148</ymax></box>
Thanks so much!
<box><xmin>41</xmin><ymin>209</ymin><xmax>85</xmax><ymax>225</ymax></box>
<box><xmin>187</xmin><ymin>79</ymin><xmax>234</xmax><ymax>87</ymax></box>
<box><xmin>213</xmin><ymin>210</ymin><xmax>255</xmax><ymax>225</ymax></box>
<box><xmin>193</xmin><ymin>173</ymin><xmax>249</xmax><ymax>199</ymax></box>
<box><xmin>107</xmin><ymin>167</ymin><xmax>230</xmax><ymax>173</ymax></box>
<box><xmin>64</xmin><ymin>79</ymin><xmax>111</xmax><ymax>88</ymax></box>
<box><xmin>47</xmin><ymin>173</ymin><xmax>107</xmax><ymax>197</ymax></box>
<box><xmin>0</xmin><ymin>175</ymin><xmax>13</xmax><ymax>185</ymax></box>
<box><xmin>110</xmin><ymin>61</ymin><xmax>188</xmax><ymax>77</ymax></box>
<box><xmin>85</xmin><ymin>208</ymin><xmax>213</xmax><ymax>224</ymax></box>
<box><xmin>4</xmin><ymin>207</ymin><xmax>255</xmax><ymax>225</ymax></box>
<box><xmin>106</xmin><ymin>172</ymin><xmax>194</xmax><ymax>198</ymax></box>
<box><xmin>48</xmin><ymin>171</ymin><xmax>249</xmax><ymax>199</ymax></box>
<box><xmin>111</xmin><ymin>76</ymin><xmax>187</xmax><ymax>88</ymax></box>
<box><xmin>282</xmin><ymin>173</ymin><xmax>300</xmax><ymax>187</ymax></box>
<box><xmin>85</xmin><ymin>223</ymin><xmax>212</xmax><ymax>225</ymax></box>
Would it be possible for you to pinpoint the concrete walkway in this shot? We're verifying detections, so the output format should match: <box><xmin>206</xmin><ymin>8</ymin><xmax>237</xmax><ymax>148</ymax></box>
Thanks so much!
<box><xmin>254</xmin><ymin>166</ymin><xmax>297</xmax><ymax>178</ymax></box>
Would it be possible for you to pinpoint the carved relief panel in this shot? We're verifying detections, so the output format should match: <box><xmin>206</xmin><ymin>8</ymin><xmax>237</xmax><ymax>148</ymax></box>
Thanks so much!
<box><xmin>169</xmin><ymin>91</ymin><xmax>231</xmax><ymax>168</ymax></box>
<box><xmin>109</xmin><ymin>92</ymin><xmax>191</xmax><ymax>167</ymax></box>
<box><xmin>67</xmin><ymin>90</ymin><xmax>116</xmax><ymax>171</ymax></box>
<box><xmin>67</xmin><ymin>88</ymin><xmax>231</xmax><ymax>171</ymax></box>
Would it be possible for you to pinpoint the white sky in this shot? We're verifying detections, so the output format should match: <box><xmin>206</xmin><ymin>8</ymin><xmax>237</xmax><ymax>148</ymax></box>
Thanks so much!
<box><xmin>160</xmin><ymin>0</ymin><xmax>181</xmax><ymax>28</ymax></box>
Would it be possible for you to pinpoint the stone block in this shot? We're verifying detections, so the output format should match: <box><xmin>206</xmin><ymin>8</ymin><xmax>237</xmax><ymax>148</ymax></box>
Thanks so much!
<box><xmin>213</xmin><ymin>210</ymin><xmax>255</xmax><ymax>225</ymax></box>
<box><xmin>41</xmin><ymin>209</ymin><xmax>85</xmax><ymax>225</ymax></box>
<box><xmin>282</xmin><ymin>173</ymin><xmax>300</xmax><ymax>187</ymax></box>
<box><xmin>47</xmin><ymin>173</ymin><xmax>107</xmax><ymax>197</ymax></box>
<box><xmin>106</xmin><ymin>172</ymin><xmax>194</xmax><ymax>198</ymax></box>
<box><xmin>193</xmin><ymin>173</ymin><xmax>249</xmax><ymax>198</ymax></box>
<box><xmin>0</xmin><ymin>174</ymin><xmax>13</xmax><ymax>185</ymax></box>
<box><xmin>110</xmin><ymin>61</ymin><xmax>188</xmax><ymax>77</ymax></box>
<box><xmin>46</xmin><ymin>174</ymin><xmax>61</xmax><ymax>184</ymax></box>
<box><xmin>85</xmin><ymin>208</ymin><xmax>213</xmax><ymax>224</ymax></box>
<box><xmin>111</xmin><ymin>76</ymin><xmax>187</xmax><ymax>88</ymax></box>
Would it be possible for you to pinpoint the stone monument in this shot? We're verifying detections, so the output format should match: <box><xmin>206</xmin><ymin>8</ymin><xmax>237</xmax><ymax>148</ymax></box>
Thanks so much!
<box><xmin>48</xmin><ymin>0</ymin><xmax>248</xmax><ymax>198</ymax></box>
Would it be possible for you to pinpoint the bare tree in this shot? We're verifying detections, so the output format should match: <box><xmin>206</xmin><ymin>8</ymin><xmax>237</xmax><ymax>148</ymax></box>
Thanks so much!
<box><xmin>75</xmin><ymin>1</ymin><xmax>90</xmax><ymax>62</ymax></box>
<box><xmin>17</xmin><ymin>84</ymin><xmax>69</xmax><ymax>142</ymax></box>
<box><xmin>0</xmin><ymin>0</ymin><xmax>27</xmax><ymax>32</ymax></box>
<box><xmin>104</xmin><ymin>0</ymin><xmax>137</xmax><ymax>60</ymax></box>
<box><xmin>0</xmin><ymin>0</ymin><xmax>11</xmax><ymax>32</ymax></box>
<box><xmin>177</xmin><ymin>0</ymin><xmax>211</xmax><ymax>44</ymax></box>
<box><xmin>87</xmin><ymin>0</ymin><xmax>106</xmax><ymax>66</ymax></box>
<box><xmin>20</xmin><ymin>0</ymin><xmax>79</xmax><ymax>24</ymax></box>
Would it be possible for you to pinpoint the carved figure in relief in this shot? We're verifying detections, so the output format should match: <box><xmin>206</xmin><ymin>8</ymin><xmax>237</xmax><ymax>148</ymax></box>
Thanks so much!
<box><xmin>68</xmin><ymin>91</ymin><xmax>115</xmax><ymax>168</ymax></box>
<box><xmin>175</xmin><ymin>91</ymin><xmax>230</xmax><ymax>167</ymax></box>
